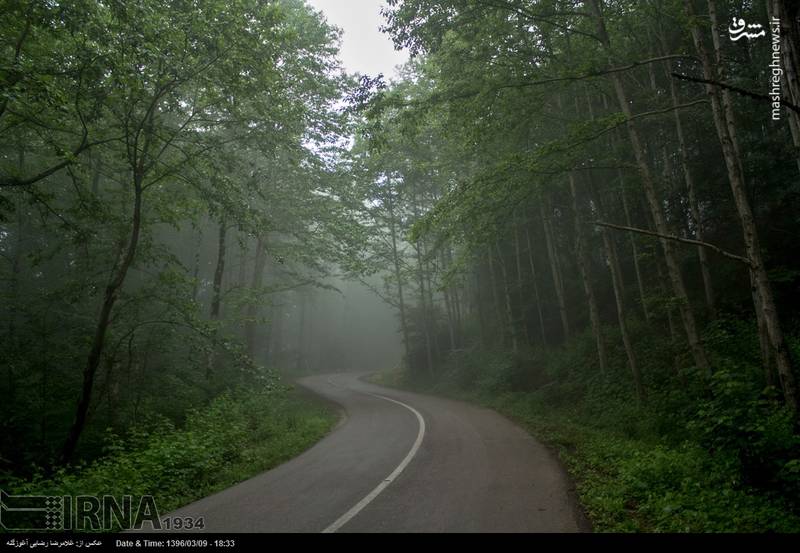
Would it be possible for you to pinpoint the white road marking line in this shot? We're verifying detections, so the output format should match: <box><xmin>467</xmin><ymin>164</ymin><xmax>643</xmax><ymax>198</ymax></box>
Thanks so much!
<box><xmin>321</xmin><ymin>379</ymin><xmax>426</xmax><ymax>534</ymax></box>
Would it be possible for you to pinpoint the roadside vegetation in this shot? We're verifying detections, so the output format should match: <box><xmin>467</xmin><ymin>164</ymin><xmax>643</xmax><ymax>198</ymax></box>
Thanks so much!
<box><xmin>1</xmin><ymin>0</ymin><xmax>359</xmax><ymax>503</ymax></box>
<box><xmin>374</xmin><ymin>319</ymin><xmax>800</xmax><ymax>532</ymax></box>
<box><xmin>2</xmin><ymin>385</ymin><xmax>336</xmax><ymax>531</ymax></box>
<box><xmin>3</xmin><ymin>0</ymin><xmax>800</xmax><ymax>535</ymax></box>
<box><xmin>359</xmin><ymin>0</ymin><xmax>800</xmax><ymax>533</ymax></box>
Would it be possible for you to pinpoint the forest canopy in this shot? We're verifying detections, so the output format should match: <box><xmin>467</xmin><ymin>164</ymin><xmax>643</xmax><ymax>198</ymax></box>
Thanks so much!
<box><xmin>2</xmin><ymin>0</ymin><xmax>800</xmax><ymax>534</ymax></box>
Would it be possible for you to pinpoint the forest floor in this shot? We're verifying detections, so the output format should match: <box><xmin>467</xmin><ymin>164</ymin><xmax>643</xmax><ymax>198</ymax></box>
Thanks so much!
<box><xmin>368</xmin><ymin>368</ymin><xmax>800</xmax><ymax>533</ymax></box>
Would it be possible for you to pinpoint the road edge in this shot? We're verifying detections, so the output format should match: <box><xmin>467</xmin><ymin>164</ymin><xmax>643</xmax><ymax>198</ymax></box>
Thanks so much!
<box><xmin>358</xmin><ymin>371</ymin><xmax>594</xmax><ymax>533</ymax></box>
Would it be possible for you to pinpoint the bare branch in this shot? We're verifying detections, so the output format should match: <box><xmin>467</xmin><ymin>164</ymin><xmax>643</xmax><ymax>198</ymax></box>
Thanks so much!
<box><xmin>672</xmin><ymin>72</ymin><xmax>800</xmax><ymax>114</ymax></box>
<box><xmin>593</xmin><ymin>220</ymin><xmax>752</xmax><ymax>266</ymax></box>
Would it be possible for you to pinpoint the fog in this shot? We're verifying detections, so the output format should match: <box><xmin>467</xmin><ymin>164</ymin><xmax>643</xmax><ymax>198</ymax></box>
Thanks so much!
<box><xmin>3</xmin><ymin>0</ymin><xmax>800</xmax><ymax>534</ymax></box>
<box><xmin>273</xmin><ymin>276</ymin><xmax>404</xmax><ymax>376</ymax></box>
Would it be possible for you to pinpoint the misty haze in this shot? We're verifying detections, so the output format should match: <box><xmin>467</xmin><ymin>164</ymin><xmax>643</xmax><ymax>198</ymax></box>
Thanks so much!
<box><xmin>1</xmin><ymin>0</ymin><xmax>800</xmax><ymax>539</ymax></box>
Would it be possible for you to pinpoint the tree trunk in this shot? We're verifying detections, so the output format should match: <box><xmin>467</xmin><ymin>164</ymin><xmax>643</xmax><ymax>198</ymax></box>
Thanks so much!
<box><xmin>513</xmin><ymin>223</ymin><xmax>531</xmax><ymax>345</ymax></box>
<box><xmin>61</xmin><ymin>173</ymin><xmax>144</xmax><ymax>464</ymax></box>
<box><xmin>414</xmin><ymin>240</ymin><xmax>434</xmax><ymax>375</ymax></box>
<box><xmin>266</xmin><ymin>301</ymin><xmax>282</xmax><ymax>366</ymax></box>
<box><xmin>487</xmin><ymin>245</ymin><xmax>504</xmax><ymax>346</ymax></box>
<box><xmin>495</xmin><ymin>240</ymin><xmax>520</xmax><ymax>354</ymax></box>
<box><xmin>619</xmin><ymin>173</ymin><xmax>652</xmax><ymax>323</ymax></box>
<box><xmin>588</xmin><ymin>0</ymin><xmax>710</xmax><ymax>375</ymax></box>
<box><xmin>593</xmin><ymin>180</ymin><xmax>645</xmax><ymax>400</ymax></box>
<box><xmin>771</xmin><ymin>0</ymin><xmax>800</xmax><ymax>172</ymax></box>
<box><xmin>568</xmin><ymin>173</ymin><xmax>607</xmax><ymax>374</ymax></box>
<box><xmin>440</xmin><ymin>249</ymin><xmax>458</xmax><ymax>353</ymax></box>
<box><xmin>410</xmin><ymin>188</ymin><xmax>435</xmax><ymax>375</ymax></box>
<box><xmin>686</xmin><ymin>0</ymin><xmax>797</xmax><ymax>411</ymax></box>
<box><xmin>524</xmin><ymin>226</ymin><xmax>548</xmax><ymax>345</ymax></box>
<box><xmin>475</xmin><ymin>262</ymin><xmax>489</xmax><ymax>349</ymax></box>
<box><xmin>446</xmin><ymin>245</ymin><xmax>463</xmax><ymax>346</ymax></box>
<box><xmin>657</xmin><ymin>256</ymin><xmax>688</xmax><ymax>385</ymax></box>
<box><xmin>425</xmin><ymin>253</ymin><xmax>442</xmax><ymax>362</ymax></box>
<box><xmin>540</xmin><ymin>203</ymin><xmax>569</xmax><ymax>340</ymax></box>
<box><xmin>210</xmin><ymin>220</ymin><xmax>227</xmax><ymax>320</ymax></box>
<box><xmin>385</xmin><ymin>189</ymin><xmax>412</xmax><ymax>366</ymax></box>
<box><xmin>191</xmin><ymin>228</ymin><xmax>202</xmax><ymax>302</ymax></box>
<box><xmin>237</xmin><ymin>238</ymin><xmax>248</xmax><ymax>290</ymax></box>
<box><xmin>664</xmin><ymin>58</ymin><xmax>716</xmax><ymax>317</ymax></box>
<box><xmin>245</xmin><ymin>237</ymin><xmax>268</xmax><ymax>358</ymax></box>
<box><xmin>752</xmin><ymin>272</ymin><xmax>775</xmax><ymax>387</ymax></box>
<box><xmin>296</xmin><ymin>293</ymin><xmax>307</xmax><ymax>373</ymax></box>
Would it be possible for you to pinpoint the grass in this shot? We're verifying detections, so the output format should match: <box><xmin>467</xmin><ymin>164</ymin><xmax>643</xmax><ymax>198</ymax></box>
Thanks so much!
<box><xmin>3</xmin><ymin>384</ymin><xmax>338</xmax><ymax>532</ymax></box>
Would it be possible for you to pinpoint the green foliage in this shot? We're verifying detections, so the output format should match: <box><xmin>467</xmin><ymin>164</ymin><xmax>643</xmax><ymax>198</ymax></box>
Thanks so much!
<box><xmin>689</xmin><ymin>366</ymin><xmax>800</xmax><ymax>494</ymax></box>
<box><xmin>369</xmin><ymin>0</ymin><xmax>800</xmax><ymax>534</ymax></box>
<box><xmin>3</xmin><ymin>386</ymin><xmax>336</xmax><ymax>531</ymax></box>
<box><xmin>0</xmin><ymin>0</ymin><xmax>364</xmax><ymax>477</ymax></box>
<box><xmin>573</xmin><ymin>435</ymin><xmax>800</xmax><ymax>532</ymax></box>
<box><xmin>388</xmin><ymin>317</ymin><xmax>800</xmax><ymax>533</ymax></box>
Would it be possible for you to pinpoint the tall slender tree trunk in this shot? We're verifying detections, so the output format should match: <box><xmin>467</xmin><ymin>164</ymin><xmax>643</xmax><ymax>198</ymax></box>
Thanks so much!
<box><xmin>411</xmin><ymin>189</ymin><xmax>435</xmax><ymax>375</ymax></box>
<box><xmin>385</xmin><ymin>189</ymin><xmax>412</xmax><ymax>366</ymax></box>
<box><xmin>61</xmin><ymin>174</ymin><xmax>144</xmax><ymax>464</ymax></box>
<box><xmin>237</xmin><ymin>238</ymin><xmax>248</xmax><ymax>290</ymax></box>
<box><xmin>685</xmin><ymin>0</ymin><xmax>797</xmax><ymax>411</ymax></box>
<box><xmin>425</xmin><ymin>254</ymin><xmax>442</xmax><ymax>362</ymax></box>
<box><xmin>603</xmin><ymin>225</ymin><xmax>645</xmax><ymax>401</ymax></box>
<box><xmin>89</xmin><ymin>150</ymin><xmax>101</xmax><ymax>197</ymax></box>
<box><xmin>245</xmin><ymin>237</ymin><xmax>268</xmax><ymax>359</ymax></box>
<box><xmin>487</xmin><ymin>245</ymin><xmax>504</xmax><ymax>346</ymax></box>
<box><xmin>210</xmin><ymin>220</ymin><xmax>227</xmax><ymax>320</ymax></box>
<box><xmin>568</xmin><ymin>173</ymin><xmax>607</xmax><ymax>374</ymax></box>
<box><xmin>495</xmin><ymin>240</ymin><xmax>520</xmax><ymax>354</ymax></box>
<box><xmin>513</xmin><ymin>223</ymin><xmax>531</xmax><ymax>345</ymax></box>
<box><xmin>443</xmin><ymin>285</ymin><xmax>458</xmax><ymax>353</ymax></box>
<box><xmin>475</xmin><ymin>263</ymin><xmax>489</xmax><ymax>349</ymax></box>
<box><xmin>540</xmin><ymin>203</ymin><xmax>569</xmax><ymax>340</ymax></box>
<box><xmin>656</xmin><ymin>256</ymin><xmax>688</xmax><ymax>385</ymax></box>
<box><xmin>770</xmin><ymin>0</ymin><xmax>800</xmax><ymax>172</ymax></box>
<box><xmin>440</xmin><ymin>250</ymin><xmax>458</xmax><ymax>353</ymax></box>
<box><xmin>592</xmin><ymin>179</ymin><xmax>645</xmax><ymax>400</ymax></box>
<box><xmin>752</xmin><ymin>272</ymin><xmax>775</xmax><ymax>386</ymax></box>
<box><xmin>191</xmin><ymin>228</ymin><xmax>202</xmax><ymax>303</ymax></box>
<box><xmin>446</xmin><ymin>246</ymin><xmax>463</xmax><ymax>345</ymax></box>
<box><xmin>415</xmin><ymin>240</ymin><xmax>434</xmax><ymax>375</ymax></box>
<box><xmin>271</xmin><ymin>305</ymin><xmax>283</xmax><ymax>364</ymax></box>
<box><xmin>525</xmin><ymin>226</ymin><xmax>547</xmax><ymax>345</ymax></box>
<box><xmin>296</xmin><ymin>293</ymin><xmax>307</xmax><ymax>373</ymax></box>
<box><xmin>588</xmin><ymin>0</ymin><xmax>710</xmax><ymax>375</ymax></box>
<box><xmin>453</xmin><ymin>283</ymin><xmax>463</xmax><ymax>336</ymax></box>
<box><xmin>664</xmin><ymin>58</ymin><xmax>716</xmax><ymax>317</ymax></box>
<box><xmin>619</xmin><ymin>173</ymin><xmax>651</xmax><ymax>323</ymax></box>
<box><xmin>206</xmin><ymin>219</ymin><xmax>228</xmax><ymax>381</ymax></box>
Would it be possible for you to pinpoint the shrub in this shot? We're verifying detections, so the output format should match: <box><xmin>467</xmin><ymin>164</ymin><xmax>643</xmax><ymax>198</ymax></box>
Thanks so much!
<box><xmin>3</xmin><ymin>386</ymin><xmax>336</xmax><ymax>531</ymax></box>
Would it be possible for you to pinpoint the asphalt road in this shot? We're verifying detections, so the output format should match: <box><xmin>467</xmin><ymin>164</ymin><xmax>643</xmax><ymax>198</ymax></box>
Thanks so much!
<box><xmin>157</xmin><ymin>372</ymin><xmax>588</xmax><ymax>533</ymax></box>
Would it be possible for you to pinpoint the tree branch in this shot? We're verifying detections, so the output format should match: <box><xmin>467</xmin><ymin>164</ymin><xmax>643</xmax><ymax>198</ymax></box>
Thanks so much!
<box><xmin>593</xmin><ymin>220</ymin><xmax>752</xmax><ymax>266</ymax></box>
<box><xmin>672</xmin><ymin>72</ymin><xmax>800</xmax><ymax>114</ymax></box>
<box><xmin>0</xmin><ymin>136</ymin><xmax>120</xmax><ymax>188</ymax></box>
<box><xmin>409</xmin><ymin>55</ymin><xmax>699</xmax><ymax>108</ymax></box>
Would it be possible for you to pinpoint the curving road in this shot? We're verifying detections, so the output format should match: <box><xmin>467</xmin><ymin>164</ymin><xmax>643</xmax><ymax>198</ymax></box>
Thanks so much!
<box><xmin>160</xmin><ymin>372</ymin><xmax>588</xmax><ymax>533</ymax></box>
